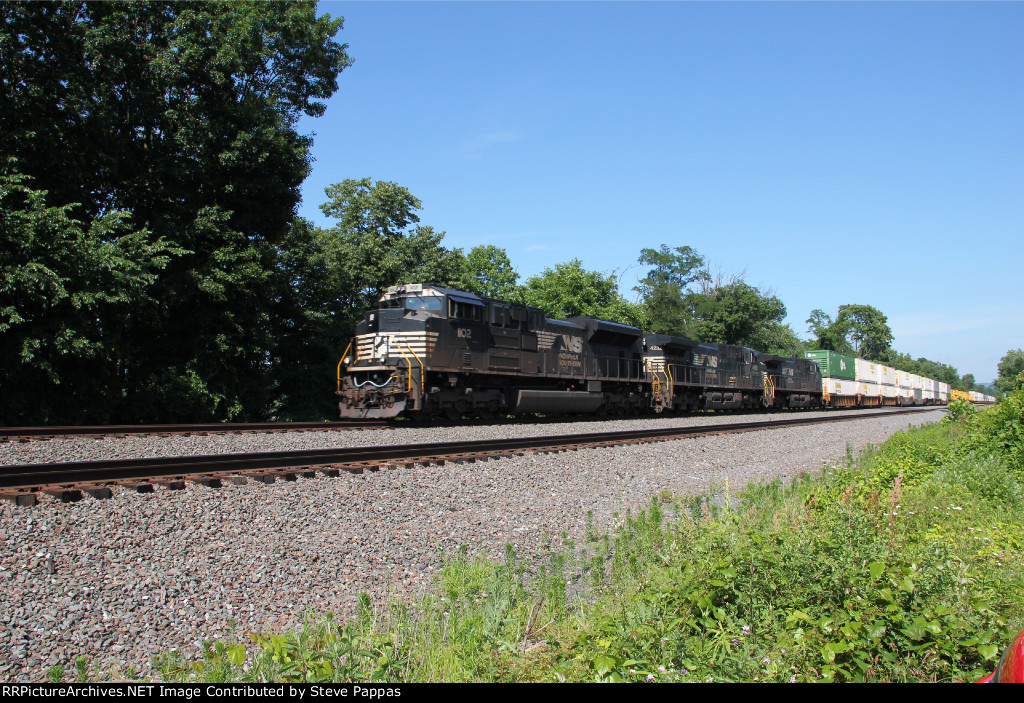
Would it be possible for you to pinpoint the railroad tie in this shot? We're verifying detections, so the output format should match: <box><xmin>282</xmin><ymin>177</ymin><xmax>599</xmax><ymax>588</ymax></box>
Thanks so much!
<box><xmin>41</xmin><ymin>487</ymin><xmax>82</xmax><ymax>502</ymax></box>
<box><xmin>151</xmin><ymin>479</ymin><xmax>187</xmax><ymax>490</ymax></box>
<box><xmin>119</xmin><ymin>481</ymin><xmax>154</xmax><ymax>493</ymax></box>
<box><xmin>79</xmin><ymin>485</ymin><xmax>112</xmax><ymax>500</ymax></box>
<box><xmin>0</xmin><ymin>491</ymin><xmax>37</xmax><ymax>507</ymax></box>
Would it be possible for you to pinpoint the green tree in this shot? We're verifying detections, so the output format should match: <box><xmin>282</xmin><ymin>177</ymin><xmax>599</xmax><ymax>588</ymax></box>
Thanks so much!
<box><xmin>520</xmin><ymin>259</ymin><xmax>644</xmax><ymax>327</ymax></box>
<box><xmin>315</xmin><ymin>178</ymin><xmax>465</xmax><ymax>315</ymax></box>
<box><xmin>834</xmin><ymin>304</ymin><xmax>893</xmax><ymax>360</ymax></box>
<box><xmin>806</xmin><ymin>309</ymin><xmax>853</xmax><ymax>354</ymax></box>
<box><xmin>1</xmin><ymin>1</ymin><xmax>352</xmax><ymax>423</ymax></box>
<box><xmin>1</xmin><ymin>1</ymin><xmax>351</xmax><ymax>422</ymax></box>
<box><xmin>995</xmin><ymin>349</ymin><xmax>1024</xmax><ymax>395</ymax></box>
<box><xmin>688</xmin><ymin>280</ymin><xmax>789</xmax><ymax>351</ymax></box>
<box><xmin>460</xmin><ymin>245</ymin><xmax>519</xmax><ymax>299</ymax></box>
<box><xmin>634</xmin><ymin>245</ymin><xmax>707</xmax><ymax>335</ymax></box>
<box><xmin>807</xmin><ymin>304</ymin><xmax>893</xmax><ymax>361</ymax></box>
<box><xmin>0</xmin><ymin>171</ymin><xmax>177</xmax><ymax>424</ymax></box>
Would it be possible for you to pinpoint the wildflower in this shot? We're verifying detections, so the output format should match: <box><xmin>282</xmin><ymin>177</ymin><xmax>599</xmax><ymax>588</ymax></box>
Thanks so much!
<box><xmin>658</xmin><ymin>666</ymin><xmax>666</xmax><ymax>673</ymax></box>
<box><xmin>731</xmin><ymin>638</ymin><xmax>740</xmax><ymax>646</ymax></box>
<box><xmin>681</xmin><ymin>669</ymin><xmax>689</xmax><ymax>675</ymax></box>
<box><xmin>742</xmin><ymin>625</ymin><xmax>751</xmax><ymax>635</ymax></box>
<box><xmin>789</xmin><ymin>676</ymin><xmax>797</xmax><ymax>683</ymax></box>
<box><xmin>647</xmin><ymin>674</ymin><xmax>655</xmax><ymax>682</ymax></box>
<box><xmin>763</xmin><ymin>657</ymin><xmax>771</xmax><ymax>664</ymax></box>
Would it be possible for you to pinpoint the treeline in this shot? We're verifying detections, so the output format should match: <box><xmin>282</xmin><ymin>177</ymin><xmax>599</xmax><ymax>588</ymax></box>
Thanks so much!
<box><xmin>0</xmin><ymin>2</ymin><xmax>1003</xmax><ymax>426</ymax></box>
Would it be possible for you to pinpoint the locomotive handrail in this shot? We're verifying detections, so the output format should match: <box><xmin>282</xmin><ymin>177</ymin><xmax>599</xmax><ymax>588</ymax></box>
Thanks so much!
<box><xmin>393</xmin><ymin>339</ymin><xmax>415</xmax><ymax>393</ymax></box>
<box><xmin>337</xmin><ymin>340</ymin><xmax>354</xmax><ymax>393</ymax></box>
<box><xmin>403</xmin><ymin>342</ymin><xmax>425</xmax><ymax>407</ymax></box>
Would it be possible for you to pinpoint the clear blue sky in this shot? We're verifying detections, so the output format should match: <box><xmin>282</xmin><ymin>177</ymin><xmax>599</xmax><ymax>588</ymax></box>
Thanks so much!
<box><xmin>297</xmin><ymin>2</ymin><xmax>1023</xmax><ymax>384</ymax></box>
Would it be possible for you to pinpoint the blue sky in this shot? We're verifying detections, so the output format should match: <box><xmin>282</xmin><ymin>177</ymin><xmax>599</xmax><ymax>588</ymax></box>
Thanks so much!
<box><xmin>297</xmin><ymin>2</ymin><xmax>1023</xmax><ymax>384</ymax></box>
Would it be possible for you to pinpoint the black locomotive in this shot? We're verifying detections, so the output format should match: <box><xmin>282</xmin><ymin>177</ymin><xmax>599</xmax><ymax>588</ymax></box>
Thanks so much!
<box><xmin>336</xmin><ymin>283</ymin><xmax>822</xmax><ymax>419</ymax></box>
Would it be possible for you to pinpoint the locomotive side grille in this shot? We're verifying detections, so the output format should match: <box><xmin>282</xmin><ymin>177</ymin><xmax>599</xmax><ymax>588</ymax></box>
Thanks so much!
<box><xmin>536</xmin><ymin>330</ymin><xmax>558</xmax><ymax>350</ymax></box>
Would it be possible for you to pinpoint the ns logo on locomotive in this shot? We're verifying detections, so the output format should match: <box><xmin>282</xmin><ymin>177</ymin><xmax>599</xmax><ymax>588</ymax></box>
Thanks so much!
<box><xmin>336</xmin><ymin>283</ymin><xmax>828</xmax><ymax>420</ymax></box>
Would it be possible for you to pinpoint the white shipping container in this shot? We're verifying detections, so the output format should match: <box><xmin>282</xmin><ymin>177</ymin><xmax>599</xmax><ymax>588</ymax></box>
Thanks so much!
<box><xmin>938</xmin><ymin>382</ymin><xmax>950</xmax><ymax>402</ymax></box>
<box><xmin>825</xmin><ymin>378</ymin><xmax>858</xmax><ymax>397</ymax></box>
<box><xmin>879</xmin><ymin>364</ymin><xmax>896</xmax><ymax>386</ymax></box>
<box><xmin>894</xmin><ymin>372</ymin><xmax>914</xmax><ymax>391</ymax></box>
<box><xmin>855</xmin><ymin>358</ymin><xmax>881</xmax><ymax>384</ymax></box>
<box><xmin>859</xmin><ymin>381</ymin><xmax>881</xmax><ymax>397</ymax></box>
<box><xmin>882</xmin><ymin>383</ymin><xmax>899</xmax><ymax>399</ymax></box>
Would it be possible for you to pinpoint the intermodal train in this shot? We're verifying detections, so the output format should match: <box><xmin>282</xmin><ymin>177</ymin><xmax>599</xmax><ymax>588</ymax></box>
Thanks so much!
<box><xmin>335</xmin><ymin>283</ymin><xmax>993</xmax><ymax>420</ymax></box>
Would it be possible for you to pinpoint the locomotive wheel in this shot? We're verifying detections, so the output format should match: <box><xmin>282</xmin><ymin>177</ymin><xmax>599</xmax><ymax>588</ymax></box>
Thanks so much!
<box><xmin>477</xmin><ymin>408</ymin><xmax>495</xmax><ymax>421</ymax></box>
<box><xmin>444</xmin><ymin>408</ymin><xmax>460</xmax><ymax>422</ymax></box>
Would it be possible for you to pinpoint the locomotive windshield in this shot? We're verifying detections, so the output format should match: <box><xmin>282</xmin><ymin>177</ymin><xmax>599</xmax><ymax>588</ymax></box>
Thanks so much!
<box><xmin>379</xmin><ymin>295</ymin><xmax>444</xmax><ymax>312</ymax></box>
<box><xmin>404</xmin><ymin>296</ymin><xmax>443</xmax><ymax>312</ymax></box>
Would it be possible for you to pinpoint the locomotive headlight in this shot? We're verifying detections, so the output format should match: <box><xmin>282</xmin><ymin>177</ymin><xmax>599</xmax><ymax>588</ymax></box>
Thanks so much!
<box><xmin>343</xmin><ymin>357</ymin><xmax>351</xmax><ymax>366</ymax></box>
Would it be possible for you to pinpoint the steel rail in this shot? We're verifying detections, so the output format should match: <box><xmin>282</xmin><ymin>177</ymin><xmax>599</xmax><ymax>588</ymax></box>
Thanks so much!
<box><xmin>0</xmin><ymin>420</ymin><xmax>387</xmax><ymax>442</ymax></box>
<box><xmin>0</xmin><ymin>407</ymin><xmax>942</xmax><ymax>492</ymax></box>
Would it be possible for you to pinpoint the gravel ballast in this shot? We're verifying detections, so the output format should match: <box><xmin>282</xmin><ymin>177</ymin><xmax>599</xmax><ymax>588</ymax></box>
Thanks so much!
<box><xmin>0</xmin><ymin>410</ymin><xmax>944</xmax><ymax>680</ymax></box>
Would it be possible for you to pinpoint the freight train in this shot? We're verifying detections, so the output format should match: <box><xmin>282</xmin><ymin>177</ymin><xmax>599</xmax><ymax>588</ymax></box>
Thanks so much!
<box><xmin>336</xmin><ymin>283</ymin><xmax>992</xmax><ymax>420</ymax></box>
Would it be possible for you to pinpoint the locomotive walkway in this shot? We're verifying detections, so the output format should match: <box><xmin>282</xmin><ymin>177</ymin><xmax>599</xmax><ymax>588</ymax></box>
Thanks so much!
<box><xmin>0</xmin><ymin>407</ymin><xmax>941</xmax><ymax>506</ymax></box>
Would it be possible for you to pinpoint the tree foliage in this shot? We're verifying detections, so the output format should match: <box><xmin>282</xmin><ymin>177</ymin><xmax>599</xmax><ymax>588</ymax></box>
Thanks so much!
<box><xmin>459</xmin><ymin>245</ymin><xmax>519</xmax><ymax>300</ymax></box>
<box><xmin>634</xmin><ymin>245</ymin><xmax>707</xmax><ymax>335</ymax></box>
<box><xmin>835</xmin><ymin>305</ymin><xmax>893</xmax><ymax>361</ymax></box>
<box><xmin>314</xmin><ymin>178</ymin><xmax>465</xmax><ymax>315</ymax></box>
<box><xmin>807</xmin><ymin>304</ymin><xmax>893</xmax><ymax>361</ymax></box>
<box><xmin>519</xmin><ymin>260</ymin><xmax>644</xmax><ymax>327</ymax></box>
<box><xmin>995</xmin><ymin>349</ymin><xmax>1024</xmax><ymax>396</ymax></box>
<box><xmin>688</xmin><ymin>279</ymin><xmax>793</xmax><ymax>352</ymax></box>
<box><xmin>0</xmin><ymin>171</ymin><xmax>179</xmax><ymax>423</ymax></box>
<box><xmin>0</xmin><ymin>1</ymin><xmax>350</xmax><ymax>422</ymax></box>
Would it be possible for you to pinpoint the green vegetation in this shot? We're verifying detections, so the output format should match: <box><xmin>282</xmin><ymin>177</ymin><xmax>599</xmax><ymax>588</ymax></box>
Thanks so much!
<box><xmin>137</xmin><ymin>392</ymin><xmax>1023</xmax><ymax>683</ymax></box>
<box><xmin>995</xmin><ymin>351</ymin><xmax>1024</xmax><ymax>396</ymax></box>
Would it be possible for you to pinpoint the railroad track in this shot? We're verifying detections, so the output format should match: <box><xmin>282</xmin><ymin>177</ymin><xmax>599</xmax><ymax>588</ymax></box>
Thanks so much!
<box><xmin>0</xmin><ymin>407</ymin><xmax>942</xmax><ymax>506</ymax></box>
<box><xmin>0</xmin><ymin>420</ymin><xmax>387</xmax><ymax>443</ymax></box>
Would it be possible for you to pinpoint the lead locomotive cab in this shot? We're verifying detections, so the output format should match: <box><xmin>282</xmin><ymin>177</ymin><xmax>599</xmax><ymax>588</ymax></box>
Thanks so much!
<box><xmin>338</xmin><ymin>284</ymin><xmax>457</xmax><ymax>418</ymax></box>
<box><xmin>339</xmin><ymin>283</ymin><xmax>534</xmax><ymax>419</ymax></box>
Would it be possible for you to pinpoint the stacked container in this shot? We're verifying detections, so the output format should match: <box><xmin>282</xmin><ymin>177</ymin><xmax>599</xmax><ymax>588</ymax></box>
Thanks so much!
<box><xmin>911</xmin><ymin>374</ymin><xmax>925</xmax><ymax>404</ymax></box>
<box><xmin>855</xmin><ymin>358</ymin><xmax>882</xmax><ymax>405</ymax></box>
<box><xmin>938</xmin><ymin>382</ymin><xmax>950</xmax><ymax>403</ymax></box>
<box><xmin>894</xmin><ymin>370</ymin><xmax>916</xmax><ymax>405</ymax></box>
<box><xmin>805</xmin><ymin>350</ymin><xmax>858</xmax><ymax>406</ymax></box>
<box><xmin>879</xmin><ymin>363</ymin><xmax>898</xmax><ymax>404</ymax></box>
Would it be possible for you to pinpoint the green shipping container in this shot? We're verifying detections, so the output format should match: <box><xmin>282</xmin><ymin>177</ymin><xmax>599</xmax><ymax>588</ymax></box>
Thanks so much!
<box><xmin>805</xmin><ymin>350</ymin><xmax>857</xmax><ymax>380</ymax></box>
